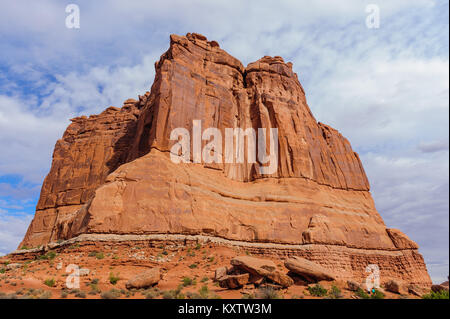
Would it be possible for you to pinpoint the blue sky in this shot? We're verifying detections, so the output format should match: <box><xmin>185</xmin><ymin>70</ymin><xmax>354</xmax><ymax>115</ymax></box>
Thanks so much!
<box><xmin>0</xmin><ymin>0</ymin><xmax>448</xmax><ymax>283</ymax></box>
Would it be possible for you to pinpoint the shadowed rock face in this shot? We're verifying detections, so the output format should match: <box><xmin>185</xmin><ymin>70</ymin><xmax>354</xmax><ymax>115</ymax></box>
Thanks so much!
<box><xmin>20</xmin><ymin>33</ymin><xmax>431</xmax><ymax>286</ymax></box>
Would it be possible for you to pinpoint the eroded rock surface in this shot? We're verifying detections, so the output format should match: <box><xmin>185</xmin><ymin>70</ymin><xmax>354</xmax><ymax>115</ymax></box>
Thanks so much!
<box><xmin>20</xmin><ymin>33</ymin><xmax>431</xmax><ymax>287</ymax></box>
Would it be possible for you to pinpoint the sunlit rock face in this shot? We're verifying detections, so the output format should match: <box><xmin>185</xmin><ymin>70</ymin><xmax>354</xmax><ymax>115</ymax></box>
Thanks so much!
<box><xmin>20</xmin><ymin>33</ymin><xmax>431</xmax><ymax>287</ymax></box>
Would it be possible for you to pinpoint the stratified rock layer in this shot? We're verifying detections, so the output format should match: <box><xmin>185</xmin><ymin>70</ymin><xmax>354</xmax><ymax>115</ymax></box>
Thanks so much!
<box><xmin>20</xmin><ymin>33</ymin><xmax>431</xmax><ymax>287</ymax></box>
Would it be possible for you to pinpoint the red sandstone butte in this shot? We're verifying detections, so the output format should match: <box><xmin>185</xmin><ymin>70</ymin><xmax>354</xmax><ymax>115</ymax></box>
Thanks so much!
<box><xmin>19</xmin><ymin>33</ymin><xmax>431</xmax><ymax>287</ymax></box>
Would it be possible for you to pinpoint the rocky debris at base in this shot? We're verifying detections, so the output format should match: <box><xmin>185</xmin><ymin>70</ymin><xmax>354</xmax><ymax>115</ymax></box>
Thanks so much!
<box><xmin>218</xmin><ymin>273</ymin><xmax>250</xmax><ymax>289</ymax></box>
<box><xmin>407</xmin><ymin>284</ymin><xmax>429</xmax><ymax>297</ymax></box>
<box><xmin>125</xmin><ymin>267</ymin><xmax>161</xmax><ymax>289</ymax></box>
<box><xmin>6</xmin><ymin>263</ymin><xmax>21</xmax><ymax>270</ymax></box>
<box><xmin>284</xmin><ymin>257</ymin><xmax>335</xmax><ymax>282</ymax></box>
<box><xmin>384</xmin><ymin>279</ymin><xmax>407</xmax><ymax>294</ymax></box>
<box><xmin>346</xmin><ymin>280</ymin><xmax>363</xmax><ymax>292</ymax></box>
<box><xmin>431</xmin><ymin>283</ymin><xmax>449</xmax><ymax>293</ymax></box>
<box><xmin>216</xmin><ymin>256</ymin><xmax>293</xmax><ymax>289</ymax></box>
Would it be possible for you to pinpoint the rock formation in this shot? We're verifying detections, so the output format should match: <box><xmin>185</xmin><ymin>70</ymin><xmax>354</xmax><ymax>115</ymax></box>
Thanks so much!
<box><xmin>19</xmin><ymin>33</ymin><xmax>431</xmax><ymax>287</ymax></box>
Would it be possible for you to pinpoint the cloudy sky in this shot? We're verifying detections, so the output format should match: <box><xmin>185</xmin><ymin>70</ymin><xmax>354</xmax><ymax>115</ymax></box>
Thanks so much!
<box><xmin>0</xmin><ymin>0</ymin><xmax>448</xmax><ymax>283</ymax></box>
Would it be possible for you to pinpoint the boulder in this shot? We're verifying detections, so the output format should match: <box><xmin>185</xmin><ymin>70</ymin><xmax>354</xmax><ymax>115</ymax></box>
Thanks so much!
<box><xmin>218</xmin><ymin>273</ymin><xmax>250</xmax><ymax>289</ymax></box>
<box><xmin>408</xmin><ymin>284</ymin><xmax>428</xmax><ymax>297</ymax></box>
<box><xmin>284</xmin><ymin>257</ymin><xmax>335</xmax><ymax>282</ymax></box>
<box><xmin>230</xmin><ymin>256</ymin><xmax>292</xmax><ymax>287</ymax></box>
<box><xmin>6</xmin><ymin>263</ymin><xmax>21</xmax><ymax>270</ymax></box>
<box><xmin>214</xmin><ymin>266</ymin><xmax>228</xmax><ymax>281</ymax></box>
<box><xmin>347</xmin><ymin>280</ymin><xmax>362</xmax><ymax>292</ymax></box>
<box><xmin>265</xmin><ymin>271</ymin><xmax>294</xmax><ymax>288</ymax></box>
<box><xmin>126</xmin><ymin>267</ymin><xmax>161</xmax><ymax>289</ymax></box>
<box><xmin>384</xmin><ymin>280</ymin><xmax>407</xmax><ymax>294</ymax></box>
<box><xmin>431</xmin><ymin>284</ymin><xmax>449</xmax><ymax>293</ymax></box>
<box><xmin>230</xmin><ymin>256</ymin><xmax>276</xmax><ymax>276</ymax></box>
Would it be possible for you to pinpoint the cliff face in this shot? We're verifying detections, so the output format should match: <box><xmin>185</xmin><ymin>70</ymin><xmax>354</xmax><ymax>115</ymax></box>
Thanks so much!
<box><xmin>20</xmin><ymin>33</ymin><xmax>431</xmax><ymax>286</ymax></box>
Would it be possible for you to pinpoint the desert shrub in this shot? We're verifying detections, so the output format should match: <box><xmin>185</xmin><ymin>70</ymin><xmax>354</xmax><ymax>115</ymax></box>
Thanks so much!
<box><xmin>145</xmin><ymin>289</ymin><xmax>159</xmax><ymax>299</ymax></box>
<box><xmin>162</xmin><ymin>285</ymin><xmax>185</xmax><ymax>299</ymax></box>
<box><xmin>39</xmin><ymin>251</ymin><xmax>56</xmax><ymax>260</ymax></box>
<box><xmin>182</xmin><ymin>277</ymin><xmax>193</xmax><ymax>286</ymax></box>
<box><xmin>0</xmin><ymin>268</ymin><xmax>5</xmax><ymax>274</ymax></box>
<box><xmin>43</xmin><ymin>278</ymin><xmax>55</xmax><ymax>287</ymax></box>
<box><xmin>39</xmin><ymin>291</ymin><xmax>52</xmax><ymax>299</ymax></box>
<box><xmin>355</xmin><ymin>287</ymin><xmax>385</xmax><ymax>299</ymax></box>
<box><xmin>95</xmin><ymin>252</ymin><xmax>104</xmax><ymax>260</ymax></box>
<box><xmin>60</xmin><ymin>291</ymin><xmax>68</xmax><ymax>298</ymax></box>
<box><xmin>186</xmin><ymin>291</ymin><xmax>202</xmax><ymax>299</ymax></box>
<box><xmin>199</xmin><ymin>285</ymin><xmax>209</xmax><ymax>299</ymax></box>
<box><xmin>355</xmin><ymin>288</ymin><xmax>370</xmax><ymax>299</ymax></box>
<box><xmin>195</xmin><ymin>243</ymin><xmax>202</xmax><ymax>250</ymax></box>
<box><xmin>162</xmin><ymin>290</ymin><xmax>175</xmax><ymax>299</ymax></box>
<box><xmin>328</xmin><ymin>285</ymin><xmax>343</xmax><ymax>299</ymax></box>
<box><xmin>75</xmin><ymin>291</ymin><xmax>86</xmax><ymax>298</ymax></box>
<box><xmin>91</xmin><ymin>278</ymin><xmax>99</xmax><ymax>285</ymax></box>
<box><xmin>307</xmin><ymin>284</ymin><xmax>328</xmax><ymax>297</ymax></box>
<box><xmin>370</xmin><ymin>289</ymin><xmax>385</xmax><ymax>299</ymax></box>
<box><xmin>189</xmin><ymin>263</ymin><xmax>198</xmax><ymax>269</ymax></box>
<box><xmin>90</xmin><ymin>283</ymin><xmax>100</xmax><ymax>294</ymax></box>
<box><xmin>109</xmin><ymin>272</ymin><xmax>120</xmax><ymax>285</ymax></box>
<box><xmin>201</xmin><ymin>277</ymin><xmax>209</xmax><ymax>283</ymax></box>
<box><xmin>256</xmin><ymin>287</ymin><xmax>281</xmax><ymax>299</ymax></box>
<box><xmin>422</xmin><ymin>290</ymin><xmax>449</xmax><ymax>299</ymax></box>
<box><xmin>101</xmin><ymin>289</ymin><xmax>122</xmax><ymax>299</ymax></box>
<box><xmin>15</xmin><ymin>288</ymin><xmax>25</xmax><ymax>295</ymax></box>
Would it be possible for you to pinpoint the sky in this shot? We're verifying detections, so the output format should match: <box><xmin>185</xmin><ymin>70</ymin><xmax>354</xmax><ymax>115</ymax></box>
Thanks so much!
<box><xmin>0</xmin><ymin>0</ymin><xmax>448</xmax><ymax>283</ymax></box>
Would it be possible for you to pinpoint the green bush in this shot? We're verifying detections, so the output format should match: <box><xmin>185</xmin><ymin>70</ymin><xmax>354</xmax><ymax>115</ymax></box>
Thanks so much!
<box><xmin>199</xmin><ymin>285</ymin><xmax>209</xmax><ymax>299</ymax></box>
<box><xmin>201</xmin><ymin>276</ymin><xmax>209</xmax><ymax>283</ymax></box>
<box><xmin>91</xmin><ymin>278</ymin><xmax>99</xmax><ymax>285</ymax></box>
<box><xmin>422</xmin><ymin>290</ymin><xmax>449</xmax><ymax>299</ymax></box>
<box><xmin>39</xmin><ymin>251</ymin><xmax>57</xmax><ymax>260</ymax></box>
<box><xmin>43</xmin><ymin>278</ymin><xmax>55</xmax><ymax>287</ymax></box>
<box><xmin>307</xmin><ymin>284</ymin><xmax>328</xmax><ymax>297</ymax></box>
<box><xmin>109</xmin><ymin>272</ymin><xmax>120</xmax><ymax>285</ymax></box>
<box><xmin>96</xmin><ymin>252</ymin><xmax>104</xmax><ymax>260</ymax></box>
<box><xmin>90</xmin><ymin>283</ymin><xmax>100</xmax><ymax>293</ymax></box>
<box><xmin>0</xmin><ymin>268</ymin><xmax>5</xmax><ymax>274</ymax></box>
<box><xmin>370</xmin><ymin>289</ymin><xmax>385</xmax><ymax>299</ymax></box>
<box><xmin>355</xmin><ymin>288</ymin><xmax>370</xmax><ymax>299</ymax></box>
<box><xmin>182</xmin><ymin>277</ymin><xmax>193</xmax><ymax>286</ymax></box>
<box><xmin>189</xmin><ymin>263</ymin><xmax>198</xmax><ymax>269</ymax></box>
<box><xmin>328</xmin><ymin>285</ymin><xmax>343</xmax><ymax>299</ymax></box>
<box><xmin>355</xmin><ymin>287</ymin><xmax>385</xmax><ymax>299</ymax></box>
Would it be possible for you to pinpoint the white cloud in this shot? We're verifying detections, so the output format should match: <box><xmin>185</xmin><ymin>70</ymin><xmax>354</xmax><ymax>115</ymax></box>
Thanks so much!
<box><xmin>0</xmin><ymin>213</ymin><xmax>32</xmax><ymax>254</ymax></box>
